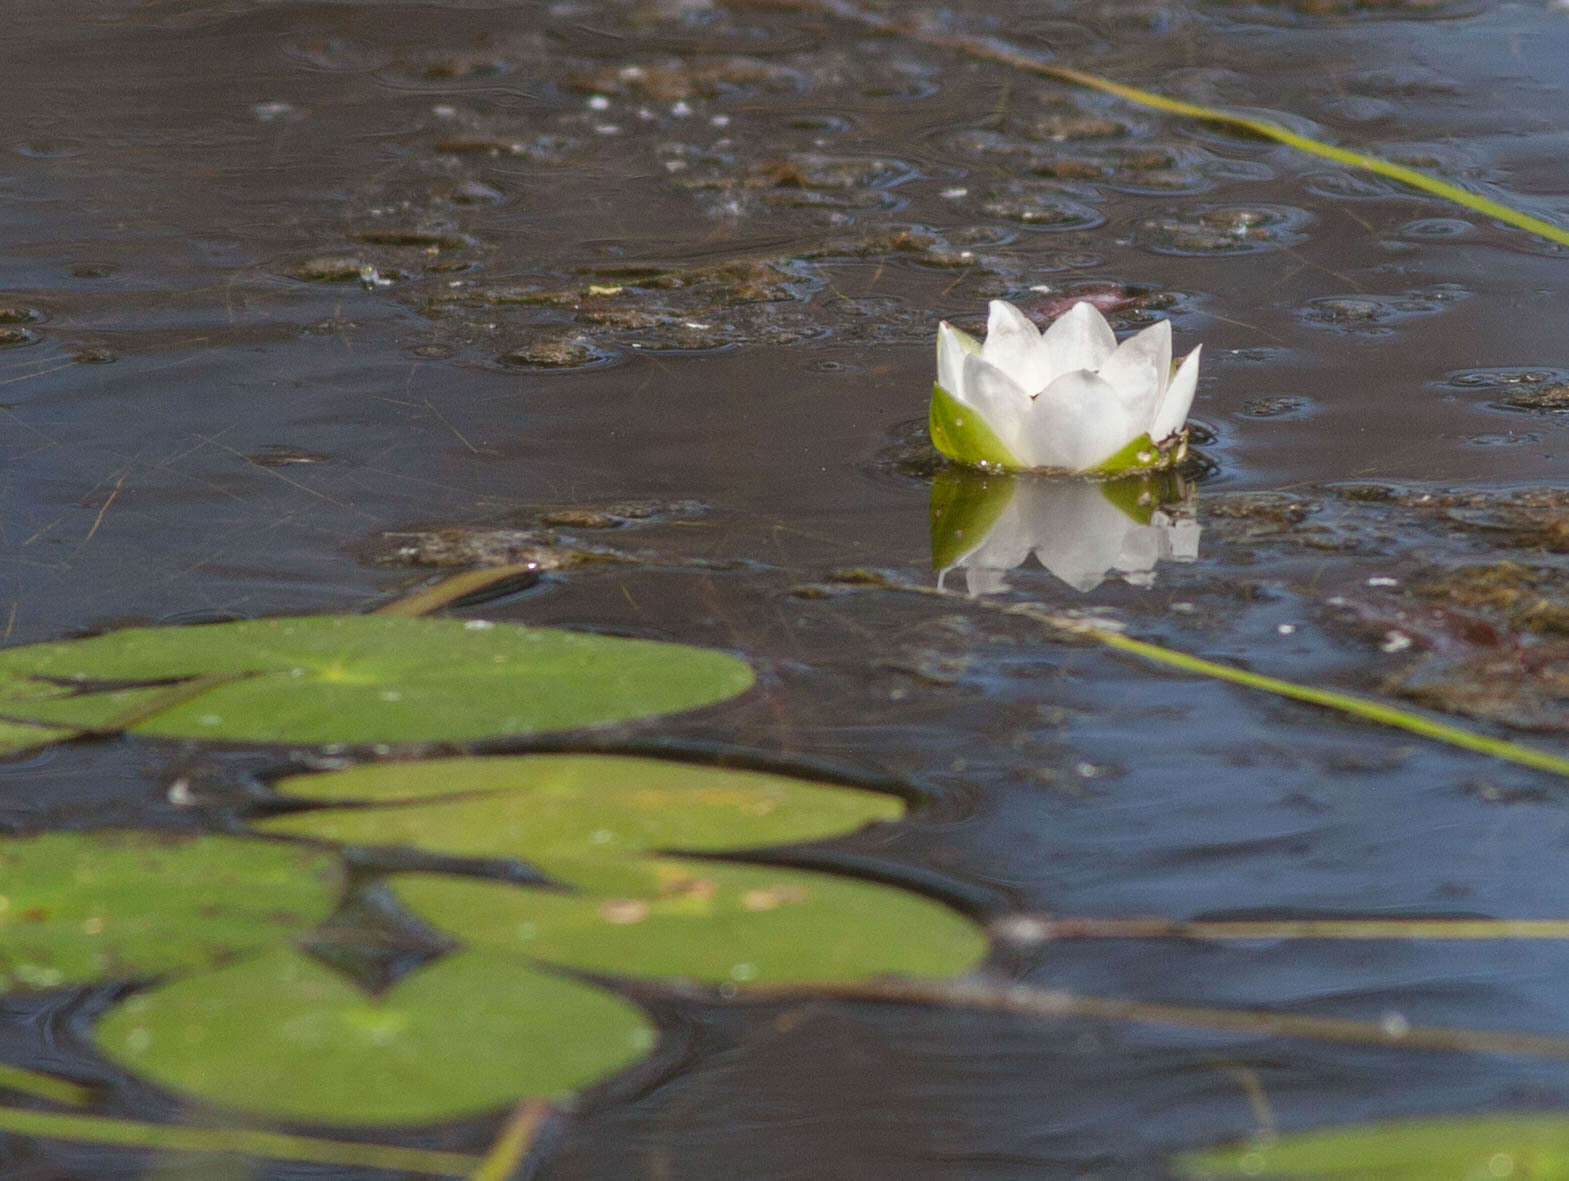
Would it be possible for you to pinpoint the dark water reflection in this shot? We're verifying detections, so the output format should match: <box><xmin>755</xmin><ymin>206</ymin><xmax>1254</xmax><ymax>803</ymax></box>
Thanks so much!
<box><xmin>6</xmin><ymin>0</ymin><xmax>1569</xmax><ymax>1174</ymax></box>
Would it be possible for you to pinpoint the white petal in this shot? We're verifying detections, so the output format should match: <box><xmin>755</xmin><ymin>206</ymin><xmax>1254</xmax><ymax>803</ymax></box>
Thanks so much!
<box><xmin>1040</xmin><ymin>301</ymin><xmax>1117</xmax><ymax>384</ymax></box>
<box><xmin>959</xmin><ymin>352</ymin><xmax>1032</xmax><ymax>457</ymax></box>
<box><xmin>1095</xmin><ymin>319</ymin><xmax>1170</xmax><ymax>429</ymax></box>
<box><xmin>1020</xmin><ymin>479</ymin><xmax>1143</xmax><ymax>593</ymax></box>
<box><xmin>1021</xmin><ymin>369</ymin><xmax>1136</xmax><ymax>471</ymax></box>
<box><xmin>937</xmin><ymin>321</ymin><xmax>978</xmax><ymax>403</ymax></box>
<box><xmin>1162</xmin><ymin>516</ymin><xmax>1202</xmax><ymax>563</ymax></box>
<box><xmin>959</xmin><ymin>565</ymin><xmax>1014</xmax><ymax>597</ymax></box>
<box><xmin>1149</xmin><ymin>344</ymin><xmax>1202</xmax><ymax>441</ymax></box>
<box><xmin>1110</xmin><ymin>524</ymin><xmax>1166</xmax><ymax>580</ymax></box>
<box><xmin>980</xmin><ymin>300</ymin><xmax>1053</xmax><ymax>393</ymax></box>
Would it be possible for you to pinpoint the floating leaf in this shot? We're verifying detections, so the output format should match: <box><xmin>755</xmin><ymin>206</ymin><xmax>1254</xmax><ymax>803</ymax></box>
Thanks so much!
<box><xmin>0</xmin><ymin>833</ymin><xmax>341</xmax><ymax>991</ymax></box>
<box><xmin>98</xmin><ymin>756</ymin><xmax>986</xmax><ymax>1124</ymax></box>
<box><xmin>1174</xmin><ymin>1114</ymin><xmax>1569</xmax><ymax>1179</ymax></box>
<box><xmin>260</xmin><ymin>754</ymin><xmax>905</xmax><ymax>865</ymax></box>
<box><xmin>257</xmin><ymin>754</ymin><xmax>985</xmax><ymax>985</ymax></box>
<box><xmin>394</xmin><ymin>855</ymin><xmax>988</xmax><ymax>984</ymax></box>
<box><xmin>96</xmin><ymin>947</ymin><xmax>652</xmax><ymax>1126</ymax></box>
<box><xmin>0</xmin><ymin>718</ymin><xmax>76</xmax><ymax>758</ymax></box>
<box><xmin>0</xmin><ymin>616</ymin><xmax>753</xmax><ymax>748</ymax></box>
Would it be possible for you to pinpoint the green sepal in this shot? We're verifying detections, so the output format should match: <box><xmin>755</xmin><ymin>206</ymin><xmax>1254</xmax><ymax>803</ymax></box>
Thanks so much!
<box><xmin>929</xmin><ymin>382</ymin><xmax>1021</xmax><ymax>471</ymax></box>
<box><xmin>929</xmin><ymin>469</ymin><xmax>1017</xmax><ymax>570</ymax></box>
<box><xmin>1089</xmin><ymin>428</ymin><xmax>1189</xmax><ymax>477</ymax></box>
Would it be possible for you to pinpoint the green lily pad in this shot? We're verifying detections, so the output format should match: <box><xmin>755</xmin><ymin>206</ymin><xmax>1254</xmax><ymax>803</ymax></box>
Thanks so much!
<box><xmin>259</xmin><ymin>754</ymin><xmax>905</xmax><ymax>864</ymax></box>
<box><xmin>929</xmin><ymin>382</ymin><xmax>1021</xmax><ymax>470</ymax></box>
<box><xmin>96</xmin><ymin>946</ymin><xmax>653</xmax><ymax>1126</ymax></box>
<box><xmin>256</xmin><ymin>755</ymin><xmax>985</xmax><ymax>986</ymax></box>
<box><xmin>394</xmin><ymin>855</ymin><xmax>988</xmax><ymax>984</ymax></box>
<box><xmin>0</xmin><ymin>718</ymin><xmax>76</xmax><ymax>758</ymax></box>
<box><xmin>1174</xmin><ymin>1114</ymin><xmax>1569</xmax><ymax>1179</ymax></box>
<box><xmin>0</xmin><ymin>616</ymin><xmax>753</xmax><ymax>748</ymax></box>
<box><xmin>0</xmin><ymin>833</ymin><xmax>341</xmax><ymax>991</ymax></box>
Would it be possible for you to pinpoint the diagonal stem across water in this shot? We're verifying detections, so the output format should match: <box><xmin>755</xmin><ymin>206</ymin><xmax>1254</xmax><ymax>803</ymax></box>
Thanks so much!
<box><xmin>726</xmin><ymin>0</ymin><xmax>1569</xmax><ymax>250</ymax></box>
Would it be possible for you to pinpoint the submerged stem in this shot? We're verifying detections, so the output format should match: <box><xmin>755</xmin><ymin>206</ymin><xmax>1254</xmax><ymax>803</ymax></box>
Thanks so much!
<box><xmin>721</xmin><ymin>976</ymin><xmax>1569</xmax><ymax>1061</ymax></box>
<box><xmin>992</xmin><ymin>915</ymin><xmax>1569</xmax><ymax>942</ymax></box>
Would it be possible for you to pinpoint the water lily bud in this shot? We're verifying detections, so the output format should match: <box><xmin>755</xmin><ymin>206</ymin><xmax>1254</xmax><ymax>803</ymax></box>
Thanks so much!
<box><xmin>930</xmin><ymin>299</ymin><xmax>1201</xmax><ymax>474</ymax></box>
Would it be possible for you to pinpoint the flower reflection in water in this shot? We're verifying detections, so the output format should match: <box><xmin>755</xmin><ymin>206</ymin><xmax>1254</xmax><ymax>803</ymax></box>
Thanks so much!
<box><xmin>930</xmin><ymin>469</ymin><xmax>1200</xmax><ymax>595</ymax></box>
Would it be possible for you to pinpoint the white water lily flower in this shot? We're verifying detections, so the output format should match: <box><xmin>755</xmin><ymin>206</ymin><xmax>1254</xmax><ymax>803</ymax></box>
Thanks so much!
<box><xmin>932</xmin><ymin>473</ymin><xmax>1200</xmax><ymax>594</ymax></box>
<box><xmin>931</xmin><ymin>299</ymin><xmax>1202</xmax><ymax>474</ymax></box>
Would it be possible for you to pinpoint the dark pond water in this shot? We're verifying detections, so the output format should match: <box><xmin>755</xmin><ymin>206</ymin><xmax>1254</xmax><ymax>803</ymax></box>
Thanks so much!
<box><xmin>6</xmin><ymin>0</ymin><xmax>1569</xmax><ymax>1175</ymax></box>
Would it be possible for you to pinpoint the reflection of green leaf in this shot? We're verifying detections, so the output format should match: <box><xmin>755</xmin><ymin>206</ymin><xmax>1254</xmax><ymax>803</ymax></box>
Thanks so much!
<box><xmin>259</xmin><ymin>754</ymin><xmax>904</xmax><ymax>861</ymax></box>
<box><xmin>96</xmin><ymin>947</ymin><xmax>652</xmax><ymax>1126</ymax></box>
<box><xmin>1097</xmin><ymin>470</ymin><xmax>1188</xmax><ymax>526</ymax></box>
<box><xmin>929</xmin><ymin>469</ymin><xmax>1016</xmax><ymax>571</ymax></box>
<box><xmin>929</xmin><ymin>382</ymin><xmax>1020</xmax><ymax>470</ymax></box>
<box><xmin>0</xmin><ymin>833</ymin><xmax>341</xmax><ymax>991</ymax></box>
<box><xmin>395</xmin><ymin>855</ymin><xmax>988</xmax><ymax>984</ymax></box>
<box><xmin>0</xmin><ymin>616</ymin><xmax>753</xmax><ymax>748</ymax></box>
<box><xmin>1174</xmin><ymin>1114</ymin><xmax>1569</xmax><ymax>1179</ymax></box>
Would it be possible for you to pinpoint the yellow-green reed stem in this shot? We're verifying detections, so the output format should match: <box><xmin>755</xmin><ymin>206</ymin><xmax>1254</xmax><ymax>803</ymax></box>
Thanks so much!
<box><xmin>1088</xmin><ymin>622</ymin><xmax>1569</xmax><ymax>778</ymax></box>
<box><xmin>0</xmin><ymin>1106</ymin><xmax>478</xmax><ymax>1176</ymax></box>
<box><xmin>730</xmin><ymin>977</ymin><xmax>1569</xmax><ymax>1061</ymax></box>
<box><xmin>0</xmin><ymin>1063</ymin><xmax>91</xmax><ymax>1107</ymax></box>
<box><xmin>741</xmin><ymin>0</ymin><xmax>1569</xmax><ymax>251</ymax></box>
<box><xmin>882</xmin><ymin>582</ymin><xmax>1569</xmax><ymax>781</ymax></box>
<box><xmin>469</xmin><ymin>1098</ymin><xmax>555</xmax><ymax>1181</ymax></box>
<box><xmin>1024</xmin><ymin>62</ymin><xmax>1569</xmax><ymax>251</ymax></box>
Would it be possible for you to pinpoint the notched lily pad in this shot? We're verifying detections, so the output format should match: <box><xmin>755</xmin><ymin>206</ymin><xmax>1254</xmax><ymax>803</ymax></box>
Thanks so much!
<box><xmin>258</xmin><ymin>754</ymin><xmax>905</xmax><ymax>862</ymax></box>
<box><xmin>96</xmin><ymin>946</ymin><xmax>652</xmax><ymax>1126</ymax></box>
<box><xmin>0</xmin><ymin>832</ymin><xmax>341</xmax><ymax>991</ymax></box>
<box><xmin>394</xmin><ymin>855</ymin><xmax>988</xmax><ymax>985</ymax></box>
<box><xmin>0</xmin><ymin>616</ymin><xmax>754</xmax><ymax>749</ymax></box>
<box><xmin>256</xmin><ymin>755</ymin><xmax>985</xmax><ymax>989</ymax></box>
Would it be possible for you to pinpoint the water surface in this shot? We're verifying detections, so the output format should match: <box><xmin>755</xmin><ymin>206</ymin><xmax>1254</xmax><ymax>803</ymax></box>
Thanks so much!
<box><xmin>5</xmin><ymin>0</ymin><xmax>1569</xmax><ymax>1175</ymax></box>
